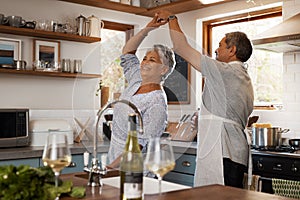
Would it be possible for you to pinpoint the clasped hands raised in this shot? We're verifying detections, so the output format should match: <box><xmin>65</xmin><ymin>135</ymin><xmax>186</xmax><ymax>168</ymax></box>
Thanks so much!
<box><xmin>146</xmin><ymin>10</ymin><xmax>173</xmax><ymax>28</ymax></box>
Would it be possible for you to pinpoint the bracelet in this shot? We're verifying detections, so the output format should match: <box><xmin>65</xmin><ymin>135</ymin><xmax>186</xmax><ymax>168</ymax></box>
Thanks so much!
<box><xmin>168</xmin><ymin>15</ymin><xmax>177</xmax><ymax>22</ymax></box>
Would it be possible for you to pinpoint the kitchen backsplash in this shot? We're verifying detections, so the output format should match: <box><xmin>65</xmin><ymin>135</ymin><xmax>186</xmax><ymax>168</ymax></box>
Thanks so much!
<box><xmin>30</xmin><ymin>109</ymin><xmax>101</xmax><ymax>141</ymax></box>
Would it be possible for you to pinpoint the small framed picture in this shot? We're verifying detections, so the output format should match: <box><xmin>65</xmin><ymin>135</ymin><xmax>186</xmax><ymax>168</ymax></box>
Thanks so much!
<box><xmin>33</xmin><ymin>39</ymin><xmax>60</xmax><ymax>69</ymax></box>
<box><xmin>0</xmin><ymin>37</ymin><xmax>22</xmax><ymax>67</ymax></box>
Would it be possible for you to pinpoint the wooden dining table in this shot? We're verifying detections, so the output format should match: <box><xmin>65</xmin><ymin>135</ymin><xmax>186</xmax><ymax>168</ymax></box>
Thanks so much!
<box><xmin>61</xmin><ymin>172</ymin><xmax>298</xmax><ymax>200</ymax></box>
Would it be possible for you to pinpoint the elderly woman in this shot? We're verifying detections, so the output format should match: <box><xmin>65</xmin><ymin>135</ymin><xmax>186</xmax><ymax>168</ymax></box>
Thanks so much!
<box><xmin>107</xmin><ymin>14</ymin><xmax>176</xmax><ymax>166</ymax></box>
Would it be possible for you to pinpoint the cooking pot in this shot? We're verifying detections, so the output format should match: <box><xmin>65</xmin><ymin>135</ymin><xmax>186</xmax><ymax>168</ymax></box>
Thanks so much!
<box><xmin>252</xmin><ymin>127</ymin><xmax>289</xmax><ymax>148</ymax></box>
<box><xmin>289</xmin><ymin>139</ymin><xmax>300</xmax><ymax>149</ymax></box>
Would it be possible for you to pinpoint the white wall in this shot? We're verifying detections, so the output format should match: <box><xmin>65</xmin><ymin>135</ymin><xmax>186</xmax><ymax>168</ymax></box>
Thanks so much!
<box><xmin>0</xmin><ymin>0</ymin><xmax>148</xmax><ymax>110</ymax></box>
<box><xmin>2</xmin><ymin>0</ymin><xmax>299</xmax><ymax>138</ymax></box>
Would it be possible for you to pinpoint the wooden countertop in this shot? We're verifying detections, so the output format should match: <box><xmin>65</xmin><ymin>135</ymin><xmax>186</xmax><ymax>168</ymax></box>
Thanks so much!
<box><xmin>61</xmin><ymin>172</ymin><xmax>297</xmax><ymax>200</ymax></box>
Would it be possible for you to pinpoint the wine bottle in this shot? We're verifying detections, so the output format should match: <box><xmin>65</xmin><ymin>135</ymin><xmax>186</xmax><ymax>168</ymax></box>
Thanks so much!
<box><xmin>120</xmin><ymin>113</ymin><xmax>143</xmax><ymax>200</ymax></box>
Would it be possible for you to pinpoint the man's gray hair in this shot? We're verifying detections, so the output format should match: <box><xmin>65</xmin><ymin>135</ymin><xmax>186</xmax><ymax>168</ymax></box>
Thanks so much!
<box><xmin>225</xmin><ymin>31</ymin><xmax>252</xmax><ymax>62</ymax></box>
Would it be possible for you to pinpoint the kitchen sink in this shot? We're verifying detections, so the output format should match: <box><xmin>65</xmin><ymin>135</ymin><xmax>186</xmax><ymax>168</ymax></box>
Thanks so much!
<box><xmin>75</xmin><ymin>169</ymin><xmax>190</xmax><ymax>194</ymax></box>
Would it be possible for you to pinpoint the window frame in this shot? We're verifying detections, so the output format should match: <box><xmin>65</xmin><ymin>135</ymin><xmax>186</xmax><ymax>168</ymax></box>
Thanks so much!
<box><xmin>102</xmin><ymin>20</ymin><xmax>134</xmax><ymax>41</ymax></box>
<box><xmin>202</xmin><ymin>6</ymin><xmax>282</xmax><ymax>109</ymax></box>
<box><xmin>202</xmin><ymin>6</ymin><xmax>282</xmax><ymax>56</ymax></box>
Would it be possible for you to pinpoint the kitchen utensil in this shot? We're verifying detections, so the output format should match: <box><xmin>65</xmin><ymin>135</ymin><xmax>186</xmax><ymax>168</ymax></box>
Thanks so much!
<box><xmin>61</xmin><ymin>59</ymin><xmax>71</xmax><ymax>72</ymax></box>
<box><xmin>86</xmin><ymin>15</ymin><xmax>104</xmax><ymax>37</ymax></box>
<box><xmin>76</xmin><ymin>15</ymin><xmax>87</xmax><ymax>36</ymax></box>
<box><xmin>13</xmin><ymin>60</ymin><xmax>26</xmax><ymax>70</ymax></box>
<box><xmin>252</xmin><ymin>127</ymin><xmax>290</xmax><ymax>148</ymax></box>
<box><xmin>289</xmin><ymin>139</ymin><xmax>300</xmax><ymax>149</ymax></box>
<box><xmin>74</xmin><ymin>59</ymin><xmax>82</xmax><ymax>73</ymax></box>
<box><xmin>24</xmin><ymin>21</ymin><xmax>36</xmax><ymax>29</ymax></box>
<box><xmin>176</xmin><ymin>114</ymin><xmax>186</xmax><ymax>128</ymax></box>
<box><xmin>7</xmin><ymin>16</ymin><xmax>26</xmax><ymax>28</ymax></box>
<box><xmin>183</xmin><ymin>114</ymin><xmax>191</xmax><ymax>122</ymax></box>
<box><xmin>179</xmin><ymin>115</ymin><xmax>191</xmax><ymax>136</ymax></box>
<box><xmin>74</xmin><ymin>117</ymin><xmax>93</xmax><ymax>143</ymax></box>
<box><xmin>0</xmin><ymin>14</ymin><xmax>7</xmax><ymax>25</ymax></box>
<box><xmin>281</xmin><ymin>137</ymin><xmax>290</xmax><ymax>146</ymax></box>
<box><xmin>247</xmin><ymin>115</ymin><xmax>259</xmax><ymax>127</ymax></box>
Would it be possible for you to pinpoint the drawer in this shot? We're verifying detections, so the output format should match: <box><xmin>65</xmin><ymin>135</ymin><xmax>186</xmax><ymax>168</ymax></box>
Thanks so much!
<box><xmin>0</xmin><ymin>158</ymin><xmax>40</xmax><ymax>168</ymax></box>
<box><xmin>164</xmin><ymin>171</ymin><xmax>194</xmax><ymax>187</ymax></box>
<box><xmin>173</xmin><ymin>153</ymin><xmax>196</xmax><ymax>175</ymax></box>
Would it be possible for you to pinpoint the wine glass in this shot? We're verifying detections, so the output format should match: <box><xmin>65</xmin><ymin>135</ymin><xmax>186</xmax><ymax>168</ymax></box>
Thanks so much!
<box><xmin>144</xmin><ymin>136</ymin><xmax>175</xmax><ymax>194</ymax></box>
<box><xmin>42</xmin><ymin>133</ymin><xmax>72</xmax><ymax>200</ymax></box>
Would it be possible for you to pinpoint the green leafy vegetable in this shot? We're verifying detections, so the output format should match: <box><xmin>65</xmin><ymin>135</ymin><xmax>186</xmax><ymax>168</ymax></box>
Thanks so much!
<box><xmin>0</xmin><ymin>165</ymin><xmax>85</xmax><ymax>200</ymax></box>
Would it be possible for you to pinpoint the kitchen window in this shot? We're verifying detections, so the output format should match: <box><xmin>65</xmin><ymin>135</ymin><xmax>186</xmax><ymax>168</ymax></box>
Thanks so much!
<box><xmin>100</xmin><ymin>21</ymin><xmax>134</xmax><ymax>70</ymax></box>
<box><xmin>99</xmin><ymin>21</ymin><xmax>134</xmax><ymax>97</ymax></box>
<box><xmin>203</xmin><ymin>7</ymin><xmax>283</xmax><ymax>109</ymax></box>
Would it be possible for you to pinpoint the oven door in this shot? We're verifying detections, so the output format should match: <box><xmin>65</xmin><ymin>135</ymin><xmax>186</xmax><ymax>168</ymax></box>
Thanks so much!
<box><xmin>258</xmin><ymin>177</ymin><xmax>273</xmax><ymax>194</ymax></box>
<box><xmin>253</xmin><ymin>151</ymin><xmax>300</xmax><ymax>194</ymax></box>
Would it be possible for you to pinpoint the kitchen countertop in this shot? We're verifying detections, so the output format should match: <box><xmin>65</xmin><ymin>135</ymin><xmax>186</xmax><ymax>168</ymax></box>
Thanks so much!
<box><xmin>0</xmin><ymin>140</ymin><xmax>197</xmax><ymax>161</ymax></box>
<box><xmin>4</xmin><ymin>140</ymin><xmax>300</xmax><ymax>161</ymax></box>
<box><xmin>252</xmin><ymin>149</ymin><xmax>300</xmax><ymax>158</ymax></box>
<box><xmin>0</xmin><ymin>141</ymin><xmax>110</xmax><ymax>160</ymax></box>
<box><xmin>60</xmin><ymin>172</ymin><xmax>297</xmax><ymax>200</ymax></box>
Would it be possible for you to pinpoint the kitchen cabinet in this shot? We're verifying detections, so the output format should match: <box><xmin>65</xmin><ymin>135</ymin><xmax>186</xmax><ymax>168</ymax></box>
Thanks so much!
<box><xmin>58</xmin><ymin>0</ymin><xmax>238</xmax><ymax>17</ymax></box>
<box><xmin>0</xmin><ymin>158</ymin><xmax>40</xmax><ymax>168</ymax></box>
<box><xmin>164</xmin><ymin>153</ymin><xmax>195</xmax><ymax>186</ymax></box>
<box><xmin>0</xmin><ymin>25</ymin><xmax>101</xmax><ymax>79</ymax></box>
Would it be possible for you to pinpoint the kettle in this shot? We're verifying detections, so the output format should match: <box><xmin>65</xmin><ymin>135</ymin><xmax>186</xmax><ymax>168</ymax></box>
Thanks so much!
<box><xmin>86</xmin><ymin>15</ymin><xmax>104</xmax><ymax>38</ymax></box>
<box><xmin>76</xmin><ymin>15</ymin><xmax>87</xmax><ymax>36</ymax></box>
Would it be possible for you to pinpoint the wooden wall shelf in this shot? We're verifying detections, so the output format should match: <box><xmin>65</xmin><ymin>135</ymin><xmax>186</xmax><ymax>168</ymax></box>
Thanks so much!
<box><xmin>58</xmin><ymin>0</ymin><xmax>238</xmax><ymax>17</ymax></box>
<box><xmin>0</xmin><ymin>25</ymin><xmax>101</xmax><ymax>43</ymax></box>
<box><xmin>0</xmin><ymin>68</ymin><xmax>101</xmax><ymax>79</ymax></box>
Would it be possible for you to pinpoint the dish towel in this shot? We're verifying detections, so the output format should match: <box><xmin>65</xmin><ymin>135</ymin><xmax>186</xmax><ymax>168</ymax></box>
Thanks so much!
<box><xmin>243</xmin><ymin>173</ymin><xmax>261</xmax><ymax>191</ymax></box>
<box><xmin>272</xmin><ymin>178</ymin><xmax>300</xmax><ymax>199</ymax></box>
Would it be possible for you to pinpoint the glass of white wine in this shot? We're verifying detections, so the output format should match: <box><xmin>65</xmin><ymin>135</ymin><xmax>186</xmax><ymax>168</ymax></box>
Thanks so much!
<box><xmin>42</xmin><ymin>133</ymin><xmax>72</xmax><ymax>200</ymax></box>
<box><xmin>144</xmin><ymin>136</ymin><xmax>175</xmax><ymax>194</ymax></box>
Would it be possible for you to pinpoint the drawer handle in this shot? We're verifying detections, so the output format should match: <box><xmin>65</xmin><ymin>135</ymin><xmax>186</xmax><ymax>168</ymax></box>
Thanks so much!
<box><xmin>182</xmin><ymin>161</ymin><xmax>191</xmax><ymax>167</ymax></box>
<box><xmin>67</xmin><ymin>161</ymin><xmax>77</xmax><ymax>168</ymax></box>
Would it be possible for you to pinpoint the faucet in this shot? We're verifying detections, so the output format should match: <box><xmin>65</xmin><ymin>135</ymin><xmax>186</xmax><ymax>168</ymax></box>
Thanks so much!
<box><xmin>84</xmin><ymin>99</ymin><xmax>143</xmax><ymax>187</ymax></box>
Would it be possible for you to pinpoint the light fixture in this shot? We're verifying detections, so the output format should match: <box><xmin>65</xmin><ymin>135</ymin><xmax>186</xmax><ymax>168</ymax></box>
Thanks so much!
<box><xmin>198</xmin><ymin>0</ymin><xmax>224</xmax><ymax>5</ymax></box>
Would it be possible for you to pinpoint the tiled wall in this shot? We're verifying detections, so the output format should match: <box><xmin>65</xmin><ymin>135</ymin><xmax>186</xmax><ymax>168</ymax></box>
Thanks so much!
<box><xmin>253</xmin><ymin>0</ymin><xmax>300</xmax><ymax>138</ymax></box>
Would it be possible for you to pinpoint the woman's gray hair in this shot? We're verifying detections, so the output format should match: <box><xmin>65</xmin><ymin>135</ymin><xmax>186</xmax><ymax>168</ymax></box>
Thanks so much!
<box><xmin>150</xmin><ymin>44</ymin><xmax>176</xmax><ymax>83</ymax></box>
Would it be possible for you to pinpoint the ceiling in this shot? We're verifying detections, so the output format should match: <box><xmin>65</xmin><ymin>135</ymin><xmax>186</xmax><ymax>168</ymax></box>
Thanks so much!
<box><xmin>59</xmin><ymin>0</ymin><xmax>240</xmax><ymax>17</ymax></box>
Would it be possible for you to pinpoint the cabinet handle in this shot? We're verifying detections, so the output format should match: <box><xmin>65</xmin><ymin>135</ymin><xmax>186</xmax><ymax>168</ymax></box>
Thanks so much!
<box><xmin>182</xmin><ymin>161</ymin><xmax>191</xmax><ymax>167</ymax></box>
<box><xmin>67</xmin><ymin>162</ymin><xmax>77</xmax><ymax>168</ymax></box>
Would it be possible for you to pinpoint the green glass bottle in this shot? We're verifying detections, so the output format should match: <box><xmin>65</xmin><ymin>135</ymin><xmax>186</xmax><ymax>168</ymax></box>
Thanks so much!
<box><xmin>120</xmin><ymin>113</ymin><xmax>143</xmax><ymax>200</ymax></box>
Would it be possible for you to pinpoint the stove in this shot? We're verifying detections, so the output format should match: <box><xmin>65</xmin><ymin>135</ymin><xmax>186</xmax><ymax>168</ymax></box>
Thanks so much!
<box><xmin>252</xmin><ymin>147</ymin><xmax>300</xmax><ymax>193</ymax></box>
